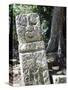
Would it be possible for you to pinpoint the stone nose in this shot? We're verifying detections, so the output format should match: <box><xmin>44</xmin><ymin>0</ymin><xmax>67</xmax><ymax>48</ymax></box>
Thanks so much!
<box><xmin>26</xmin><ymin>25</ymin><xmax>34</xmax><ymax>32</ymax></box>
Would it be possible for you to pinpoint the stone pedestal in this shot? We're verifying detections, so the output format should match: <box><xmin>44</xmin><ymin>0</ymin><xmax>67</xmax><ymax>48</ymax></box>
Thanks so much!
<box><xmin>16</xmin><ymin>13</ymin><xmax>50</xmax><ymax>85</ymax></box>
<box><xmin>52</xmin><ymin>75</ymin><xmax>66</xmax><ymax>84</ymax></box>
<box><xmin>9</xmin><ymin>59</ymin><xmax>22</xmax><ymax>86</ymax></box>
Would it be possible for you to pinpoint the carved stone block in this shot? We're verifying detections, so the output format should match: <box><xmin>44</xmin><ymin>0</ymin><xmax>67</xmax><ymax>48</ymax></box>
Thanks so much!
<box><xmin>16</xmin><ymin>13</ymin><xmax>50</xmax><ymax>85</ymax></box>
<box><xmin>25</xmin><ymin>30</ymin><xmax>42</xmax><ymax>42</ymax></box>
<box><xmin>19</xmin><ymin>41</ymin><xmax>45</xmax><ymax>52</ymax></box>
<box><xmin>52</xmin><ymin>75</ymin><xmax>66</xmax><ymax>84</ymax></box>
<box><xmin>16</xmin><ymin>13</ymin><xmax>42</xmax><ymax>43</ymax></box>
<box><xmin>19</xmin><ymin>50</ymin><xmax>49</xmax><ymax>85</ymax></box>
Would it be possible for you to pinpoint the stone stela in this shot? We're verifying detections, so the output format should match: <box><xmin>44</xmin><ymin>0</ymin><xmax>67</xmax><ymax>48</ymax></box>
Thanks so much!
<box><xmin>16</xmin><ymin>13</ymin><xmax>50</xmax><ymax>85</ymax></box>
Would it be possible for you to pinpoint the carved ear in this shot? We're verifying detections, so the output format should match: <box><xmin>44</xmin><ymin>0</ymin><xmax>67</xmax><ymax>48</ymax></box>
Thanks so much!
<box><xmin>28</xmin><ymin>13</ymin><xmax>38</xmax><ymax>25</ymax></box>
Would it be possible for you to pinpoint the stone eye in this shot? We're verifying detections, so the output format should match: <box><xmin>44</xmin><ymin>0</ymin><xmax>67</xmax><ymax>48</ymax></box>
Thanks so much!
<box><xmin>17</xmin><ymin>15</ymin><xmax>27</xmax><ymax>26</ymax></box>
<box><xmin>28</xmin><ymin>14</ymin><xmax>38</xmax><ymax>25</ymax></box>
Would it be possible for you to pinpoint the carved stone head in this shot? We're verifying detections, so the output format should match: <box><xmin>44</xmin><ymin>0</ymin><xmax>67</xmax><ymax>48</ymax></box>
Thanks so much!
<box><xmin>16</xmin><ymin>13</ymin><xmax>42</xmax><ymax>44</ymax></box>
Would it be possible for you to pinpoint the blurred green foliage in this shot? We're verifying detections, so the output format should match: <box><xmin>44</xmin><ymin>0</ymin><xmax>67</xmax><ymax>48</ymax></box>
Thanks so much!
<box><xmin>9</xmin><ymin>4</ymin><xmax>53</xmax><ymax>22</ymax></box>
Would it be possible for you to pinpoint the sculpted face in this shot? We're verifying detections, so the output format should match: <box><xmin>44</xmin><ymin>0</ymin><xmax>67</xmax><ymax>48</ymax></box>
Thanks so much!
<box><xmin>16</xmin><ymin>13</ymin><xmax>42</xmax><ymax>44</ymax></box>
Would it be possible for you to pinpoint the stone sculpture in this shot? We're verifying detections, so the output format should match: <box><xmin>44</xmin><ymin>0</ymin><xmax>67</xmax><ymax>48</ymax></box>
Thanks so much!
<box><xmin>16</xmin><ymin>13</ymin><xmax>50</xmax><ymax>85</ymax></box>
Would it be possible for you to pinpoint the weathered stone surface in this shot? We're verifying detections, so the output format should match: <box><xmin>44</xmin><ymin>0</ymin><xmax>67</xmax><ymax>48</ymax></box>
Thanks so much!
<box><xmin>19</xmin><ymin>41</ymin><xmax>45</xmax><ymax>52</ymax></box>
<box><xmin>25</xmin><ymin>25</ymin><xmax>42</xmax><ymax>42</ymax></box>
<box><xmin>16</xmin><ymin>13</ymin><xmax>50</xmax><ymax>85</ymax></box>
<box><xmin>52</xmin><ymin>75</ymin><xmax>66</xmax><ymax>84</ymax></box>
<box><xmin>28</xmin><ymin>13</ymin><xmax>39</xmax><ymax>25</ymax></box>
<box><xmin>21</xmin><ymin>50</ymin><xmax>48</xmax><ymax>68</ymax></box>
<box><xmin>19</xmin><ymin>50</ymin><xmax>50</xmax><ymax>85</ymax></box>
<box><xmin>16</xmin><ymin>26</ymin><xmax>42</xmax><ymax>43</ymax></box>
<box><xmin>26</xmin><ymin>25</ymin><xmax>34</xmax><ymax>31</ymax></box>
<box><xmin>16</xmin><ymin>26</ymin><xmax>26</xmax><ymax>43</ymax></box>
<box><xmin>25</xmin><ymin>30</ymin><xmax>42</xmax><ymax>42</ymax></box>
<box><xmin>16</xmin><ymin>14</ymin><xmax>27</xmax><ymax>26</ymax></box>
<box><xmin>42</xmin><ymin>70</ymin><xmax>50</xmax><ymax>84</ymax></box>
<box><xmin>9</xmin><ymin>63</ymin><xmax>22</xmax><ymax>86</ymax></box>
<box><xmin>34</xmin><ymin>25</ymin><xmax>40</xmax><ymax>31</ymax></box>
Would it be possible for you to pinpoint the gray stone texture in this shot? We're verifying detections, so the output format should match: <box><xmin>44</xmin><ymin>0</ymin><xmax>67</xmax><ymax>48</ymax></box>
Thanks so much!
<box><xmin>16</xmin><ymin>13</ymin><xmax>50</xmax><ymax>85</ymax></box>
<box><xmin>16</xmin><ymin>13</ymin><xmax>42</xmax><ymax>44</ymax></box>
<box><xmin>52</xmin><ymin>75</ymin><xmax>66</xmax><ymax>84</ymax></box>
<box><xmin>9</xmin><ymin>59</ymin><xmax>22</xmax><ymax>86</ymax></box>
<box><xmin>19</xmin><ymin>41</ymin><xmax>45</xmax><ymax>53</ymax></box>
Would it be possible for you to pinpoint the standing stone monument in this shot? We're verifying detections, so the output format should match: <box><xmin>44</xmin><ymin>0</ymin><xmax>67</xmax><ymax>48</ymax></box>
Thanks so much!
<box><xmin>16</xmin><ymin>13</ymin><xmax>50</xmax><ymax>85</ymax></box>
